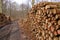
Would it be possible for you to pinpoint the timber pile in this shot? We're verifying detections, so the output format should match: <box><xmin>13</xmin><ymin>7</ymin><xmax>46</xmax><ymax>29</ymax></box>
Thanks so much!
<box><xmin>20</xmin><ymin>2</ymin><xmax>60</xmax><ymax>40</ymax></box>
<box><xmin>0</xmin><ymin>13</ymin><xmax>11</xmax><ymax>27</ymax></box>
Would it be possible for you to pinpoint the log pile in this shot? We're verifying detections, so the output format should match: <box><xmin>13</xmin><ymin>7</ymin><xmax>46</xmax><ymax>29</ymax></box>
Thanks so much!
<box><xmin>21</xmin><ymin>2</ymin><xmax>60</xmax><ymax>40</ymax></box>
<box><xmin>0</xmin><ymin>13</ymin><xmax>11</xmax><ymax>27</ymax></box>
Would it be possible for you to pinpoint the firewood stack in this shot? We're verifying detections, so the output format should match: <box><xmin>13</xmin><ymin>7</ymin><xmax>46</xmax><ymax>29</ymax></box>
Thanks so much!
<box><xmin>21</xmin><ymin>2</ymin><xmax>60</xmax><ymax>40</ymax></box>
<box><xmin>0</xmin><ymin>13</ymin><xmax>11</xmax><ymax>27</ymax></box>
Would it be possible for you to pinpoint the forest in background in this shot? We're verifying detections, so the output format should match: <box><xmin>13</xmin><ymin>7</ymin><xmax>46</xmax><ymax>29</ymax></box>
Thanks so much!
<box><xmin>0</xmin><ymin>0</ymin><xmax>60</xmax><ymax>20</ymax></box>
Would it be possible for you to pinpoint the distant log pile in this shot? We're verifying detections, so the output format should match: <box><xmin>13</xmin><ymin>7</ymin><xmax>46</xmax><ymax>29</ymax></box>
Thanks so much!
<box><xmin>0</xmin><ymin>13</ymin><xmax>11</xmax><ymax>27</ymax></box>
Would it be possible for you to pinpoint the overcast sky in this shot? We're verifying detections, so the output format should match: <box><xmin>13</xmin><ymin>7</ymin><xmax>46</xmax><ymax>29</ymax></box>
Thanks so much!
<box><xmin>11</xmin><ymin>0</ymin><xmax>28</xmax><ymax>4</ymax></box>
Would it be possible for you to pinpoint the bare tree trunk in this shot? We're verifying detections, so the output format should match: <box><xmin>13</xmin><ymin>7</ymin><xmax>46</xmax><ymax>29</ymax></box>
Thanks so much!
<box><xmin>0</xmin><ymin>0</ymin><xmax>2</xmax><ymax>13</ymax></box>
<box><xmin>1</xmin><ymin>0</ymin><xmax>2</xmax><ymax>13</ymax></box>
<box><xmin>32</xmin><ymin>0</ymin><xmax>35</xmax><ymax>6</ymax></box>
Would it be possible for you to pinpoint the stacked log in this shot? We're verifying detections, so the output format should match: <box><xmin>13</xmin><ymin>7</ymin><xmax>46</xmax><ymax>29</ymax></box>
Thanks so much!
<box><xmin>21</xmin><ymin>2</ymin><xmax>60</xmax><ymax>40</ymax></box>
<box><xmin>0</xmin><ymin>13</ymin><xmax>11</xmax><ymax>27</ymax></box>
